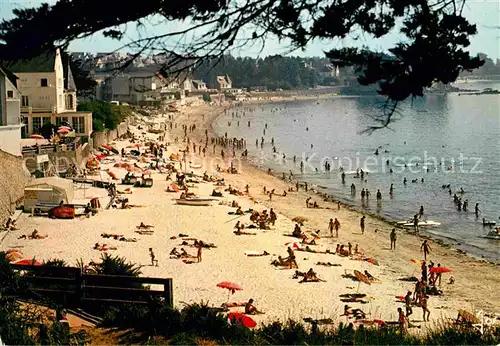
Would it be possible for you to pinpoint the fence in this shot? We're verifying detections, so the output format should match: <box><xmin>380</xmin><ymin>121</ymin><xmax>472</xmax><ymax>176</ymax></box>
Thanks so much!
<box><xmin>9</xmin><ymin>264</ymin><xmax>173</xmax><ymax>308</ymax></box>
<box><xmin>21</xmin><ymin>142</ymin><xmax>77</xmax><ymax>155</ymax></box>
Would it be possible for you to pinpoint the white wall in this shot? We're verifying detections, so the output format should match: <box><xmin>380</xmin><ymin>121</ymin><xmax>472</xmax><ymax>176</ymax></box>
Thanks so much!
<box><xmin>0</xmin><ymin>125</ymin><xmax>22</xmax><ymax>156</ymax></box>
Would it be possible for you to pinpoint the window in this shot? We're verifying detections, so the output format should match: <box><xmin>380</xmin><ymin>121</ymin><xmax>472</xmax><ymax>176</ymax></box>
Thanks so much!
<box><xmin>42</xmin><ymin>117</ymin><xmax>51</xmax><ymax>126</ymax></box>
<box><xmin>21</xmin><ymin>95</ymin><xmax>29</xmax><ymax>107</ymax></box>
<box><xmin>66</xmin><ymin>94</ymin><xmax>74</xmax><ymax>110</ymax></box>
<box><xmin>72</xmin><ymin>117</ymin><xmax>85</xmax><ymax>134</ymax></box>
<box><xmin>40</xmin><ymin>78</ymin><xmax>48</xmax><ymax>87</ymax></box>
<box><xmin>32</xmin><ymin>117</ymin><xmax>42</xmax><ymax>132</ymax></box>
<box><xmin>56</xmin><ymin>117</ymin><xmax>68</xmax><ymax>126</ymax></box>
<box><xmin>7</xmin><ymin>90</ymin><xmax>14</xmax><ymax>98</ymax></box>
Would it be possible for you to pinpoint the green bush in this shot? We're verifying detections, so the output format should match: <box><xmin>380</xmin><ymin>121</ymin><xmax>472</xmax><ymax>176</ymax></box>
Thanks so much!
<box><xmin>78</xmin><ymin>101</ymin><xmax>131</xmax><ymax>131</ymax></box>
<box><xmin>90</xmin><ymin>253</ymin><xmax>141</xmax><ymax>277</ymax></box>
<box><xmin>202</xmin><ymin>93</ymin><xmax>212</xmax><ymax>103</ymax></box>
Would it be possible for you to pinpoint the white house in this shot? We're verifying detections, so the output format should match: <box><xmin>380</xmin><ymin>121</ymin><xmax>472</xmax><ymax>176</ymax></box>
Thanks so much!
<box><xmin>5</xmin><ymin>48</ymin><xmax>93</xmax><ymax>138</ymax></box>
<box><xmin>0</xmin><ymin>67</ymin><xmax>23</xmax><ymax>156</ymax></box>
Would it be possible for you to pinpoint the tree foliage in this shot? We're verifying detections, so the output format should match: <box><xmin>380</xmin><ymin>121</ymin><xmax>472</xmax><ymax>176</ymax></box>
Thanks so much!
<box><xmin>0</xmin><ymin>0</ymin><xmax>485</xmax><ymax>128</ymax></box>
<box><xmin>195</xmin><ymin>55</ymin><xmax>321</xmax><ymax>89</ymax></box>
<box><xmin>77</xmin><ymin>101</ymin><xmax>131</xmax><ymax>131</ymax></box>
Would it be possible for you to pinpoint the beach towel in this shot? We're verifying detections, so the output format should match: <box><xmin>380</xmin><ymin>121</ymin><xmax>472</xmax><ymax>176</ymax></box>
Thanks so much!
<box><xmin>182</xmin><ymin>259</ymin><xmax>198</xmax><ymax>264</ymax></box>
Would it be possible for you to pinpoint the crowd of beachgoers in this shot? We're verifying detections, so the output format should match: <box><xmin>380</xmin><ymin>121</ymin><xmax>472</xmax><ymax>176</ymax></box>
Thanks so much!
<box><xmin>1</xmin><ymin>95</ymin><xmax>499</xmax><ymax>331</ymax></box>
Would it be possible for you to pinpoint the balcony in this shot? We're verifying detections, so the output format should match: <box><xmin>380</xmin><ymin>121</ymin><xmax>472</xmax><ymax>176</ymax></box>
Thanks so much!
<box><xmin>21</xmin><ymin>106</ymin><xmax>57</xmax><ymax>114</ymax></box>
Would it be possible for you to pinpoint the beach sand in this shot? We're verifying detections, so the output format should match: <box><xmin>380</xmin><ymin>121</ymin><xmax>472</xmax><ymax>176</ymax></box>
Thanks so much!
<box><xmin>2</xmin><ymin>96</ymin><xmax>499</xmax><ymax>329</ymax></box>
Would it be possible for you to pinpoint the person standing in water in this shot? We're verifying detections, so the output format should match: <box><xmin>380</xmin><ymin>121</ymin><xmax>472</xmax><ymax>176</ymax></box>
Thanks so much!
<box><xmin>475</xmin><ymin>203</ymin><xmax>480</xmax><ymax>217</ymax></box>
<box><xmin>419</xmin><ymin>206</ymin><xmax>424</xmax><ymax>218</ymax></box>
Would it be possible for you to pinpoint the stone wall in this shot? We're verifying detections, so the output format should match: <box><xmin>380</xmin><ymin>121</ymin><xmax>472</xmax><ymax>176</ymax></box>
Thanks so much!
<box><xmin>91</xmin><ymin>120</ymin><xmax>129</xmax><ymax>149</ymax></box>
<box><xmin>0</xmin><ymin>150</ymin><xmax>31</xmax><ymax>223</ymax></box>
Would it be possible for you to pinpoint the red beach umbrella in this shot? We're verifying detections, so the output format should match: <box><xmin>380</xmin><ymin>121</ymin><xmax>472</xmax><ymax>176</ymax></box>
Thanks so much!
<box><xmin>58</xmin><ymin>126</ymin><xmax>72</xmax><ymax>131</ymax></box>
<box><xmin>228</xmin><ymin>312</ymin><xmax>257</xmax><ymax>328</ymax></box>
<box><xmin>430</xmin><ymin>266</ymin><xmax>452</xmax><ymax>274</ymax></box>
<box><xmin>217</xmin><ymin>281</ymin><xmax>242</xmax><ymax>291</ymax></box>
<box><xmin>285</xmin><ymin>242</ymin><xmax>301</xmax><ymax>249</ymax></box>
<box><xmin>410</xmin><ymin>259</ymin><xmax>421</xmax><ymax>265</ymax></box>
<box><xmin>14</xmin><ymin>259</ymin><xmax>42</xmax><ymax>266</ymax></box>
<box><xmin>57</xmin><ymin>128</ymin><xmax>70</xmax><ymax>134</ymax></box>
<box><xmin>217</xmin><ymin>281</ymin><xmax>243</xmax><ymax>300</ymax></box>
<box><xmin>30</xmin><ymin>134</ymin><xmax>44</xmax><ymax>139</ymax></box>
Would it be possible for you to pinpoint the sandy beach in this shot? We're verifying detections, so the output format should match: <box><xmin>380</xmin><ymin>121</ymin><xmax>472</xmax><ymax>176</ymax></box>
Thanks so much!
<box><xmin>2</xmin><ymin>95</ymin><xmax>499</xmax><ymax>329</ymax></box>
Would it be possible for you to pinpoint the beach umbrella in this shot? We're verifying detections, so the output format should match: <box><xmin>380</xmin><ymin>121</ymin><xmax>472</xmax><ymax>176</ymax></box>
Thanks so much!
<box><xmin>57</xmin><ymin>128</ymin><xmax>70</xmax><ymax>134</ymax></box>
<box><xmin>285</xmin><ymin>242</ymin><xmax>301</xmax><ymax>249</ymax></box>
<box><xmin>217</xmin><ymin>281</ymin><xmax>243</xmax><ymax>300</ymax></box>
<box><xmin>228</xmin><ymin>312</ymin><xmax>257</xmax><ymax>328</ymax></box>
<box><xmin>304</xmin><ymin>230</ymin><xmax>321</xmax><ymax>239</ymax></box>
<box><xmin>14</xmin><ymin>259</ymin><xmax>42</xmax><ymax>266</ymax></box>
<box><xmin>364</xmin><ymin>257</ymin><xmax>379</xmax><ymax>266</ymax></box>
<box><xmin>58</xmin><ymin>125</ymin><xmax>72</xmax><ymax>131</ymax></box>
<box><xmin>411</xmin><ymin>259</ymin><xmax>421</xmax><ymax>265</ymax></box>
<box><xmin>30</xmin><ymin>134</ymin><xmax>44</xmax><ymax>139</ymax></box>
<box><xmin>430</xmin><ymin>266</ymin><xmax>452</xmax><ymax>274</ymax></box>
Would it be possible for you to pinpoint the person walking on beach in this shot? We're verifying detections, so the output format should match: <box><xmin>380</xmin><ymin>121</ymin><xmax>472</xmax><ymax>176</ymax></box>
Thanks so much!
<box><xmin>421</xmin><ymin>295</ymin><xmax>431</xmax><ymax>322</ymax></box>
<box><xmin>197</xmin><ymin>244</ymin><xmax>203</xmax><ymax>263</ymax></box>
<box><xmin>405</xmin><ymin>291</ymin><xmax>413</xmax><ymax>317</ymax></box>
<box><xmin>270</xmin><ymin>208</ymin><xmax>277</xmax><ymax>226</ymax></box>
<box><xmin>328</xmin><ymin>218</ymin><xmax>334</xmax><ymax>237</ymax></box>
<box><xmin>360</xmin><ymin>216</ymin><xmax>366</xmax><ymax>234</ymax></box>
<box><xmin>413</xmin><ymin>214</ymin><xmax>419</xmax><ymax>233</ymax></box>
<box><xmin>149</xmin><ymin>248</ymin><xmax>158</xmax><ymax>266</ymax></box>
<box><xmin>421</xmin><ymin>240</ymin><xmax>431</xmax><ymax>261</ymax></box>
<box><xmin>398</xmin><ymin>307</ymin><xmax>408</xmax><ymax>334</ymax></box>
<box><xmin>333</xmin><ymin>218</ymin><xmax>341</xmax><ymax>238</ymax></box>
<box><xmin>390</xmin><ymin>228</ymin><xmax>397</xmax><ymax>250</ymax></box>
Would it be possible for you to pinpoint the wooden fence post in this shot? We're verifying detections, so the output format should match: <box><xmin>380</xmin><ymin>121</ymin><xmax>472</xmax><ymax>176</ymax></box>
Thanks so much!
<box><xmin>164</xmin><ymin>279</ymin><xmax>173</xmax><ymax>307</ymax></box>
<box><xmin>74</xmin><ymin>269</ymin><xmax>83</xmax><ymax>307</ymax></box>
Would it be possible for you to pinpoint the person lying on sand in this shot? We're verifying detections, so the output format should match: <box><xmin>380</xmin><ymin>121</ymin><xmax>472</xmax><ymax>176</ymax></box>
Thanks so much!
<box><xmin>292</xmin><ymin>270</ymin><xmax>307</xmax><ymax>279</ymax></box>
<box><xmin>137</xmin><ymin>222</ymin><xmax>154</xmax><ymax>229</ymax></box>
<box><xmin>93</xmin><ymin>243</ymin><xmax>117</xmax><ymax>251</ymax></box>
<box><xmin>234</xmin><ymin>230</ymin><xmax>257</xmax><ymax>236</ymax></box>
<box><xmin>317</xmin><ymin>261</ymin><xmax>341</xmax><ymax>267</ymax></box>
<box><xmin>271</xmin><ymin>256</ymin><xmax>290</xmax><ymax>267</ymax></box>
<box><xmin>341</xmin><ymin>305</ymin><xmax>366</xmax><ymax>319</ymax></box>
<box><xmin>135</xmin><ymin>230</ymin><xmax>154</xmax><ymax>235</ymax></box>
<box><xmin>118</xmin><ymin>237</ymin><xmax>137</xmax><ymax>242</ymax></box>
<box><xmin>18</xmin><ymin>229</ymin><xmax>48</xmax><ymax>240</ymax></box>
<box><xmin>179</xmin><ymin>248</ymin><xmax>196</xmax><ymax>258</ymax></box>
<box><xmin>193</xmin><ymin>240</ymin><xmax>217</xmax><ymax>248</ymax></box>
<box><xmin>101</xmin><ymin>233</ymin><xmax>124</xmax><ymax>239</ymax></box>
<box><xmin>235</xmin><ymin>207</ymin><xmax>244</xmax><ymax>215</ymax></box>
<box><xmin>364</xmin><ymin>270</ymin><xmax>377</xmax><ymax>281</ymax></box>
<box><xmin>245</xmin><ymin>298</ymin><xmax>265</xmax><ymax>315</ymax></box>
<box><xmin>299</xmin><ymin>268</ymin><xmax>326</xmax><ymax>283</ymax></box>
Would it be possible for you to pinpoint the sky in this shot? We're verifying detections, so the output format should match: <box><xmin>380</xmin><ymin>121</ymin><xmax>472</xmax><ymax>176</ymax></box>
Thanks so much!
<box><xmin>0</xmin><ymin>0</ymin><xmax>499</xmax><ymax>59</ymax></box>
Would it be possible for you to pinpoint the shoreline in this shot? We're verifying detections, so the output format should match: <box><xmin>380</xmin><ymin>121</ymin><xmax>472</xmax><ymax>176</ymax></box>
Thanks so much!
<box><xmin>209</xmin><ymin>98</ymin><xmax>500</xmax><ymax>266</ymax></box>
<box><xmin>193</xmin><ymin>100</ymin><xmax>500</xmax><ymax>313</ymax></box>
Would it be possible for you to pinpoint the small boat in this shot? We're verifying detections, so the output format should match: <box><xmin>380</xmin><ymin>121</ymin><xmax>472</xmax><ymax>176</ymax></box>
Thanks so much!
<box><xmin>175</xmin><ymin>198</ymin><xmax>213</xmax><ymax>206</ymax></box>
<box><xmin>48</xmin><ymin>205</ymin><xmax>75</xmax><ymax>219</ymax></box>
<box><xmin>397</xmin><ymin>220</ymin><xmax>441</xmax><ymax>228</ymax></box>
<box><xmin>484</xmin><ymin>229</ymin><xmax>500</xmax><ymax>240</ymax></box>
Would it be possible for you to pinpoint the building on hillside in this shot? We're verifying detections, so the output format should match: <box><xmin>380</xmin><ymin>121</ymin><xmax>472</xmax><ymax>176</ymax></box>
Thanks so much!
<box><xmin>4</xmin><ymin>48</ymin><xmax>93</xmax><ymax>139</ymax></box>
<box><xmin>0</xmin><ymin>67</ymin><xmax>23</xmax><ymax>156</ymax></box>
<box><xmin>216</xmin><ymin>75</ymin><xmax>232</xmax><ymax>90</ymax></box>
<box><xmin>191</xmin><ymin>80</ymin><xmax>207</xmax><ymax>91</ymax></box>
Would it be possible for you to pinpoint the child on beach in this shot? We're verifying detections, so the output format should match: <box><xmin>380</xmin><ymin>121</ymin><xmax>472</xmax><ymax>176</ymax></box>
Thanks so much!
<box><xmin>149</xmin><ymin>248</ymin><xmax>158</xmax><ymax>266</ymax></box>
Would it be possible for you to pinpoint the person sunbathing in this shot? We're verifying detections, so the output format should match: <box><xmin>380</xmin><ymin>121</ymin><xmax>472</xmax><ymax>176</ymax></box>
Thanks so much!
<box><xmin>271</xmin><ymin>256</ymin><xmax>288</xmax><ymax>267</ymax></box>
<box><xmin>234</xmin><ymin>229</ymin><xmax>256</xmax><ymax>235</ymax></box>
<box><xmin>364</xmin><ymin>270</ymin><xmax>376</xmax><ymax>281</ymax></box>
<box><xmin>4</xmin><ymin>218</ymin><xmax>19</xmax><ymax>231</ymax></box>
<box><xmin>137</xmin><ymin>222</ymin><xmax>154</xmax><ymax>229</ymax></box>
<box><xmin>292</xmin><ymin>224</ymin><xmax>302</xmax><ymax>238</ymax></box>
<box><xmin>235</xmin><ymin>207</ymin><xmax>244</xmax><ymax>215</ymax></box>
<box><xmin>19</xmin><ymin>229</ymin><xmax>48</xmax><ymax>240</ymax></box>
<box><xmin>300</xmin><ymin>268</ymin><xmax>326</xmax><ymax>283</ymax></box>
<box><xmin>301</xmin><ymin>234</ymin><xmax>317</xmax><ymax>245</ymax></box>
<box><xmin>118</xmin><ymin>237</ymin><xmax>137</xmax><ymax>242</ymax></box>
<box><xmin>170</xmin><ymin>247</ymin><xmax>181</xmax><ymax>257</ymax></box>
<box><xmin>292</xmin><ymin>270</ymin><xmax>307</xmax><ymax>279</ymax></box>
<box><xmin>245</xmin><ymin>299</ymin><xmax>264</xmax><ymax>315</ymax></box>
<box><xmin>341</xmin><ymin>305</ymin><xmax>366</xmax><ymax>319</ymax></box>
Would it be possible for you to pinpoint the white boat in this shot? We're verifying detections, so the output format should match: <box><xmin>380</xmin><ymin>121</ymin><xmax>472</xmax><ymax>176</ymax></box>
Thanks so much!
<box><xmin>485</xmin><ymin>229</ymin><xmax>500</xmax><ymax>240</ymax></box>
<box><xmin>397</xmin><ymin>220</ymin><xmax>441</xmax><ymax>228</ymax></box>
<box><xmin>175</xmin><ymin>198</ymin><xmax>213</xmax><ymax>206</ymax></box>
